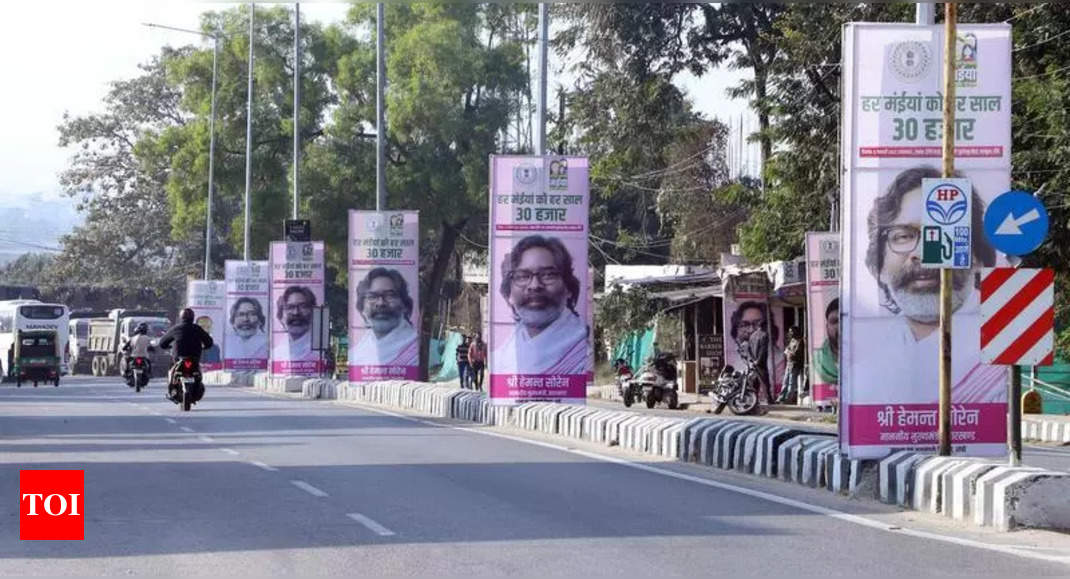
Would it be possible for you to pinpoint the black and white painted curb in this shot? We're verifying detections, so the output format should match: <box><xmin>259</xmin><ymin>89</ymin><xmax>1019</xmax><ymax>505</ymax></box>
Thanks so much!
<box><xmin>205</xmin><ymin>372</ymin><xmax>1070</xmax><ymax>532</ymax></box>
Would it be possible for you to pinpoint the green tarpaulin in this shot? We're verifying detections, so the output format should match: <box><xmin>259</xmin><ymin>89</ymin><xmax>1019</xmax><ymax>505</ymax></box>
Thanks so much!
<box><xmin>612</xmin><ymin>328</ymin><xmax>656</xmax><ymax>373</ymax></box>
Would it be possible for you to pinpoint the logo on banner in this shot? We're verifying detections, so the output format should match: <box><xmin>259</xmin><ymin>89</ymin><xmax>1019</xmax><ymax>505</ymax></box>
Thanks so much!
<box><xmin>889</xmin><ymin>41</ymin><xmax>932</xmax><ymax>83</ymax></box>
<box><xmin>389</xmin><ymin>213</ymin><xmax>405</xmax><ymax>236</ymax></box>
<box><xmin>956</xmin><ymin>32</ymin><xmax>978</xmax><ymax>88</ymax></box>
<box><xmin>20</xmin><ymin>470</ymin><xmax>84</xmax><ymax>540</ymax></box>
<box><xmin>548</xmin><ymin>158</ymin><xmax>568</xmax><ymax>190</ymax></box>
<box><xmin>513</xmin><ymin>164</ymin><xmax>539</xmax><ymax>191</ymax></box>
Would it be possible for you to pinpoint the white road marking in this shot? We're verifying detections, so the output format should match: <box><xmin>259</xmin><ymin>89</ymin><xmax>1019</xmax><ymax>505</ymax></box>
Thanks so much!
<box><xmin>290</xmin><ymin>480</ymin><xmax>328</xmax><ymax>497</ymax></box>
<box><xmin>347</xmin><ymin>513</ymin><xmax>396</xmax><ymax>536</ymax></box>
<box><xmin>219</xmin><ymin>448</ymin><xmax>240</xmax><ymax>456</ymax></box>
<box><xmin>198</xmin><ymin>435</ymin><xmax>214</xmax><ymax>443</ymax></box>
<box><xmin>250</xmin><ymin>461</ymin><xmax>277</xmax><ymax>472</ymax></box>
<box><xmin>179</xmin><ymin>426</ymin><xmax>194</xmax><ymax>433</ymax></box>
<box><xmin>347</xmin><ymin>402</ymin><xmax>1070</xmax><ymax>566</ymax></box>
<box><xmin>165</xmin><ymin>418</ymin><xmax>177</xmax><ymax>425</ymax></box>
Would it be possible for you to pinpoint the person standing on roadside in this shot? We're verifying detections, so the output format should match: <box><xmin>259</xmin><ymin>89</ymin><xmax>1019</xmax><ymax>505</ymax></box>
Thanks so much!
<box><xmin>468</xmin><ymin>334</ymin><xmax>487</xmax><ymax>391</ymax></box>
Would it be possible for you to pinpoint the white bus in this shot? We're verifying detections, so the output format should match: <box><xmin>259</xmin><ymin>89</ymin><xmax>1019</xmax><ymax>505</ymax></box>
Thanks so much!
<box><xmin>0</xmin><ymin>300</ymin><xmax>70</xmax><ymax>378</ymax></box>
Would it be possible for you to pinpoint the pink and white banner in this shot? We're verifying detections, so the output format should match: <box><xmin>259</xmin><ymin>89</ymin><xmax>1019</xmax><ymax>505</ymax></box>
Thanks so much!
<box><xmin>840</xmin><ymin>23</ymin><xmax>1011</xmax><ymax>458</ymax></box>
<box><xmin>488</xmin><ymin>156</ymin><xmax>590</xmax><ymax>405</ymax></box>
<box><xmin>269</xmin><ymin>241</ymin><xmax>326</xmax><ymax>376</ymax></box>
<box><xmin>223</xmin><ymin>260</ymin><xmax>269</xmax><ymax>371</ymax></box>
<box><xmin>186</xmin><ymin>280</ymin><xmax>226</xmax><ymax>371</ymax></box>
<box><xmin>805</xmin><ymin>232</ymin><xmax>840</xmax><ymax>408</ymax></box>
<box><xmin>347</xmin><ymin>211</ymin><xmax>421</xmax><ymax>381</ymax></box>
<box><xmin>720</xmin><ymin>271</ymin><xmax>784</xmax><ymax>402</ymax></box>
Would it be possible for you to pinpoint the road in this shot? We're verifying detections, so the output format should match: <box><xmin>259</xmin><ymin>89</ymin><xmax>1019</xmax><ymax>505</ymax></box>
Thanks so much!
<box><xmin>2</xmin><ymin>377</ymin><xmax>1069</xmax><ymax>576</ymax></box>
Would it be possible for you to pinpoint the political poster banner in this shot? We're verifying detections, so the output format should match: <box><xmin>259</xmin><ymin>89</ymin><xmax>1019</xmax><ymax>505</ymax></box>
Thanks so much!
<box><xmin>805</xmin><ymin>232</ymin><xmax>840</xmax><ymax>409</ymax></box>
<box><xmin>269</xmin><ymin>241</ymin><xmax>326</xmax><ymax>376</ymax></box>
<box><xmin>347</xmin><ymin>211</ymin><xmax>421</xmax><ymax>381</ymax></box>
<box><xmin>186</xmin><ymin>280</ymin><xmax>225</xmax><ymax>371</ymax></box>
<box><xmin>223</xmin><ymin>260</ymin><xmax>269</xmax><ymax>371</ymax></box>
<box><xmin>721</xmin><ymin>271</ymin><xmax>782</xmax><ymax>403</ymax></box>
<box><xmin>840</xmin><ymin>23</ymin><xmax>1011</xmax><ymax>458</ymax></box>
<box><xmin>488</xmin><ymin>156</ymin><xmax>590</xmax><ymax>405</ymax></box>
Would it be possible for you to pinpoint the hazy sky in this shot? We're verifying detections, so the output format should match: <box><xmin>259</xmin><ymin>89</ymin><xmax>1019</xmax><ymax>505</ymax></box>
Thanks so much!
<box><xmin>0</xmin><ymin>1</ymin><xmax>756</xmax><ymax>206</ymax></box>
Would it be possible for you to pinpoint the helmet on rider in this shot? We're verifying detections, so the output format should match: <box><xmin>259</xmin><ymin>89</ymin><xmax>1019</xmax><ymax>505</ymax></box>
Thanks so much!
<box><xmin>180</xmin><ymin>308</ymin><xmax>195</xmax><ymax>323</ymax></box>
<box><xmin>135</xmin><ymin>322</ymin><xmax>149</xmax><ymax>335</ymax></box>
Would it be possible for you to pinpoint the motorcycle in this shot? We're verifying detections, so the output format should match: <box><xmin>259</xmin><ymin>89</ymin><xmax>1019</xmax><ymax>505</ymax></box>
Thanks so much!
<box><xmin>169</xmin><ymin>357</ymin><xmax>204</xmax><ymax>412</ymax></box>
<box><xmin>708</xmin><ymin>360</ymin><xmax>760</xmax><ymax>415</ymax></box>
<box><xmin>612</xmin><ymin>359</ymin><xmax>638</xmax><ymax>407</ymax></box>
<box><xmin>126</xmin><ymin>357</ymin><xmax>151</xmax><ymax>392</ymax></box>
<box><xmin>628</xmin><ymin>352</ymin><xmax>679</xmax><ymax>410</ymax></box>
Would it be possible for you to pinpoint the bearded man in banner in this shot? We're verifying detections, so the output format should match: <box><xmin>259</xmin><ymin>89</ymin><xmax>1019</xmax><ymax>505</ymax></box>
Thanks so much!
<box><xmin>494</xmin><ymin>235</ymin><xmax>589</xmax><ymax>376</ymax></box>
<box><xmin>351</xmin><ymin>267</ymin><xmax>419</xmax><ymax>367</ymax></box>
<box><xmin>854</xmin><ymin>165</ymin><xmax>1004</xmax><ymax>403</ymax></box>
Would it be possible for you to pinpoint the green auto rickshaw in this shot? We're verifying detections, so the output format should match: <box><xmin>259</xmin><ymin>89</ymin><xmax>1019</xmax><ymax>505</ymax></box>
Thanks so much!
<box><xmin>14</xmin><ymin>329</ymin><xmax>60</xmax><ymax>388</ymax></box>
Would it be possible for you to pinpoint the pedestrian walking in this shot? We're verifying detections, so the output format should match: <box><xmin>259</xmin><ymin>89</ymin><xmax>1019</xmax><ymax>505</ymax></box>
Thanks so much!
<box><xmin>456</xmin><ymin>334</ymin><xmax>472</xmax><ymax>389</ymax></box>
<box><xmin>468</xmin><ymin>334</ymin><xmax>487</xmax><ymax>391</ymax></box>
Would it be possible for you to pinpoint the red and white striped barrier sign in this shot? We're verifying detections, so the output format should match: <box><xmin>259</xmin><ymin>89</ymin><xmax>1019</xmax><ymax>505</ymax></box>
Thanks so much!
<box><xmin>980</xmin><ymin>267</ymin><xmax>1055</xmax><ymax>366</ymax></box>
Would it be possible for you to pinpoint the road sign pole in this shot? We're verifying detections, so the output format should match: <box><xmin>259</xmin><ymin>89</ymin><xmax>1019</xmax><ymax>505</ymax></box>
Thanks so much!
<box><xmin>1009</xmin><ymin>365</ymin><xmax>1022</xmax><ymax>465</ymax></box>
<box><xmin>938</xmin><ymin>3</ymin><xmax>957</xmax><ymax>457</ymax></box>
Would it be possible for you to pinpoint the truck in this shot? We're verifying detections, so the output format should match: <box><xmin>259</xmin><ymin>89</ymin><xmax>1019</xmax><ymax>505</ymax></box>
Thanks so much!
<box><xmin>76</xmin><ymin>309</ymin><xmax>172</xmax><ymax>377</ymax></box>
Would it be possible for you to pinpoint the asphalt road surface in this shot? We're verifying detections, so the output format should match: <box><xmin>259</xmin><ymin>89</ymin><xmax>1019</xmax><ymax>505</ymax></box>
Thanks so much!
<box><xmin>2</xmin><ymin>377</ymin><xmax>1069</xmax><ymax>576</ymax></box>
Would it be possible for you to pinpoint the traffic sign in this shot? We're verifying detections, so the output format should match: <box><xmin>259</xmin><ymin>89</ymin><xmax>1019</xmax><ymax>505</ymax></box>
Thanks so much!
<box><xmin>982</xmin><ymin>190</ymin><xmax>1049</xmax><ymax>256</ymax></box>
<box><xmin>921</xmin><ymin>178</ymin><xmax>972</xmax><ymax>269</ymax></box>
<box><xmin>980</xmin><ymin>267</ymin><xmax>1055</xmax><ymax>366</ymax></box>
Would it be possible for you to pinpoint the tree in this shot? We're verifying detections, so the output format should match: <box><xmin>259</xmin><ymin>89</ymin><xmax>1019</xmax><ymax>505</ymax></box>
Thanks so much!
<box><xmin>0</xmin><ymin>253</ymin><xmax>56</xmax><ymax>286</ymax></box>
<box><xmin>556</xmin><ymin>4</ymin><xmax>729</xmax><ymax>272</ymax></box>
<box><xmin>304</xmin><ymin>2</ymin><xmax>529</xmax><ymax>376</ymax></box>
<box><xmin>53</xmin><ymin>51</ymin><xmax>195</xmax><ymax>289</ymax></box>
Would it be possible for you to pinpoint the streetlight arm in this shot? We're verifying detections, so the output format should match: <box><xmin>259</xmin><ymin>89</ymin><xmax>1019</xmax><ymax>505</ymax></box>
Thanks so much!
<box><xmin>142</xmin><ymin>22</ymin><xmax>223</xmax><ymax>40</ymax></box>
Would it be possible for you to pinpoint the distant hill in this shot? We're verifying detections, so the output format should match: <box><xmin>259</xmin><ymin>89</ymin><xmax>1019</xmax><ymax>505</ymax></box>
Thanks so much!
<box><xmin>0</xmin><ymin>193</ymin><xmax>81</xmax><ymax>265</ymax></box>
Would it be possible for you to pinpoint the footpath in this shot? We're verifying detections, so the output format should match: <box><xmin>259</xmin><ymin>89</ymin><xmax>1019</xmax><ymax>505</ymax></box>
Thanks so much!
<box><xmin>205</xmin><ymin>371</ymin><xmax>1070</xmax><ymax>534</ymax></box>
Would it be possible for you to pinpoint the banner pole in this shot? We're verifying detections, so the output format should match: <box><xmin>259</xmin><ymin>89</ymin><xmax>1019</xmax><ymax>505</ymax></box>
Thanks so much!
<box><xmin>938</xmin><ymin>2</ymin><xmax>958</xmax><ymax>457</ymax></box>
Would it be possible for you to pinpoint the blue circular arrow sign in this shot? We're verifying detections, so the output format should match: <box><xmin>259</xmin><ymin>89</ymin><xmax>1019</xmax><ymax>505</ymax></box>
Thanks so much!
<box><xmin>983</xmin><ymin>190</ymin><xmax>1049</xmax><ymax>256</ymax></box>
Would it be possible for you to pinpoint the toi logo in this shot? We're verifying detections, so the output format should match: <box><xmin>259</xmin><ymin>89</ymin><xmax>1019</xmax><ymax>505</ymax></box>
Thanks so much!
<box><xmin>20</xmin><ymin>470</ymin><xmax>84</xmax><ymax>540</ymax></box>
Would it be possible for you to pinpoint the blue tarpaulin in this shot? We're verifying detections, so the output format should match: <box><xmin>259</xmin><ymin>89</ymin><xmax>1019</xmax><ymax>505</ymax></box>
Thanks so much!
<box><xmin>433</xmin><ymin>331</ymin><xmax>464</xmax><ymax>382</ymax></box>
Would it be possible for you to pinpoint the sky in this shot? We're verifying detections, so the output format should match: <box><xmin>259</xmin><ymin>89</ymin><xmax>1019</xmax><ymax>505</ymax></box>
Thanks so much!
<box><xmin>0</xmin><ymin>1</ymin><xmax>758</xmax><ymax>208</ymax></box>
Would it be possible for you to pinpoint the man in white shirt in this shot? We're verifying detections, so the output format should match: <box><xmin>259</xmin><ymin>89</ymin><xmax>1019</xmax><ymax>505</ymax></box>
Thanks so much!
<box><xmin>853</xmin><ymin>166</ymin><xmax>1005</xmax><ymax>404</ymax></box>
<box><xmin>272</xmin><ymin>286</ymin><xmax>317</xmax><ymax>362</ymax></box>
<box><xmin>225</xmin><ymin>297</ymin><xmax>269</xmax><ymax>361</ymax></box>
<box><xmin>351</xmin><ymin>268</ymin><xmax>418</xmax><ymax>366</ymax></box>
<box><xmin>493</xmin><ymin>235</ymin><xmax>589</xmax><ymax>375</ymax></box>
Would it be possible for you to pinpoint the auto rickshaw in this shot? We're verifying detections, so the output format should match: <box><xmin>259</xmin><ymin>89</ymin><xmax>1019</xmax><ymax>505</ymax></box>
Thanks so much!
<box><xmin>14</xmin><ymin>329</ymin><xmax>61</xmax><ymax>388</ymax></box>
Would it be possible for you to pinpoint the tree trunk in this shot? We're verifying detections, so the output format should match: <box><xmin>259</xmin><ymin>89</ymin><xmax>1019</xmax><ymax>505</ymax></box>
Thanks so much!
<box><xmin>753</xmin><ymin>66</ymin><xmax>772</xmax><ymax>175</ymax></box>
<box><xmin>419</xmin><ymin>218</ymin><xmax>468</xmax><ymax>381</ymax></box>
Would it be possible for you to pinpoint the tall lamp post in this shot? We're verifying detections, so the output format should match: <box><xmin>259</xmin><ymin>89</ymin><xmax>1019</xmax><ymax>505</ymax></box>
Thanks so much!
<box><xmin>143</xmin><ymin>22</ymin><xmax>220</xmax><ymax>280</ymax></box>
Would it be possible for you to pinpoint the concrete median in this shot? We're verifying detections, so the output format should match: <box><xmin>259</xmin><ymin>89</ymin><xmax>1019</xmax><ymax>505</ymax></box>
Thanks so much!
<box><xmin>242</xmin><ymin>374</ymin><xmax>1070</xmax><ymax>532</ymax></box>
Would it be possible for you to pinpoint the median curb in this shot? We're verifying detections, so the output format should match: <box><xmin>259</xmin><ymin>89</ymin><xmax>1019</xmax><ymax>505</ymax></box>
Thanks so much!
<box><xmin>241</xmin><ymin>374</ymin><xmax>1070</xmax><ymax>532</ymax></box>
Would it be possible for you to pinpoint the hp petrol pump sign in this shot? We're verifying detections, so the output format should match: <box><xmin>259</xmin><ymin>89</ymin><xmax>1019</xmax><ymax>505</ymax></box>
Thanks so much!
<box><xmin>921</xmin><ymin>178</ymin><xmax>972</xmax><ymax>269</ymax></box>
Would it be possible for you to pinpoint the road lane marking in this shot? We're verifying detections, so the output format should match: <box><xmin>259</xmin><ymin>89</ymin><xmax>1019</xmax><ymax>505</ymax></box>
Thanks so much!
<box><xmin>179</xmin><ymin>426</ymin><xmax>194</xmax><ymax>433</ymax></box>
<box><xmin>198</xmin><ymin>435</ymin><xmax>214</xmax><ymax>443</ymax></box>
<box><xmin>347</xmin><ymin>513</ymin><xmax>396</xmax><ymax>536</ymax></box>
<box><xmin>250</xmin><ymin>461</ymin><xmax>277</xmax><ymax>472</ymax></box>
<box><xmin>291</xmin><ymin>480</ymin><xmax>328</xmax><ymax>497</ymax></box>
<box><xmin>220</xmin><ymin>448</ymin><xmax>240</xmax><ymax>456</ymax></box>
<box><xmin>165</xmin><ymin>418</ymin><xmax>177</xmax><ymax>424</ymax></box>
<box><xmin>347</xmin><ymin>401</ymin><xmax>1070</xmax><ymax>566</ymax></box>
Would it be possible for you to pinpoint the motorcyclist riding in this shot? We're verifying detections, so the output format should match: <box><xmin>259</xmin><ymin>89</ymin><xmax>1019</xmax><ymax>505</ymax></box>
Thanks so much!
<box><xmin>121</xmin><ymin>322</ymin><xmax>155</xmax><ymax>383</ymax></box>
<box><xmin>158</xmin><ymin>308</ymin><xmax>213</xmax><ymax>403</ymax></box>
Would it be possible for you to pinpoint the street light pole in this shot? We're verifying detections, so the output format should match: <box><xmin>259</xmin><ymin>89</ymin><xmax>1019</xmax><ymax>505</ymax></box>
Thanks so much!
<box><xmin>293</xmin><ymin>3</ymin><xmax>301</xmax><ymax>220</ymax></box>
<box><xmin>376</xmin><ymin>3</ymin><xmax>386</xmax><ymax>212</ymax></box>
<box><xmin>244</xmin><ymin>3</ymin><xmax>255</xmax><ymax>261</ymax></box>
<box><xmin>142</xmin><ymin>22</ymin><xmax>220</xmax><ymax>280</ymax></box>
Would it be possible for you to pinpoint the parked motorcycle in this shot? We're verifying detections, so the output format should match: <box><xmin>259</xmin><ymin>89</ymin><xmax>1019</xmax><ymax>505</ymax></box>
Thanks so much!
<box><xmin>628</xmin><ymin>351</ymin><xmax>679</xmax><ymax>410</ymax></box>
<box><xmin>708</xmin><ymin>360</ymin><xmax>760</xmax><ymax>415</ymax></box>
<box><xmin>125</xmin><ymin>356</ymin><xmax>151</xmax><ymax>392</ymax></box>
